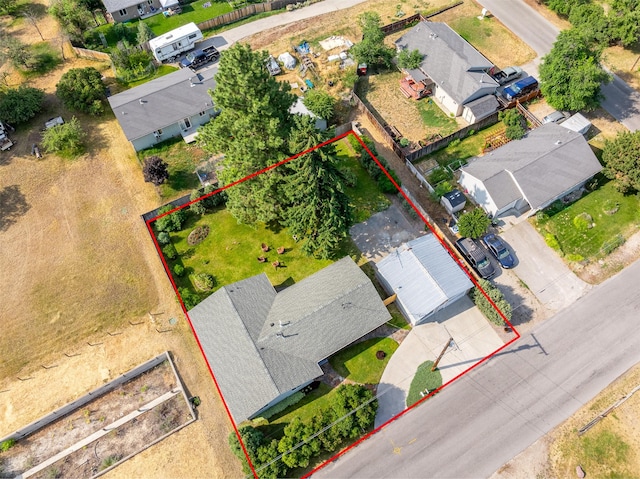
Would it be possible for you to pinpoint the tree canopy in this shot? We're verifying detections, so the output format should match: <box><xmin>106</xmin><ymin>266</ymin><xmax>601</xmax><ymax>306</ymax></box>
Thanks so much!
<box><xmin>197</xmin><ymin>43</ymin><xmax>296</xmax><ymax>225</ymax></box>
<box><xmin>302</xmin><ymin>89</ymin><xmax>335</xmax><ymax>120</ymax></box>
<box><xmin>397</xmin><ymin>48</ymin><xmax>423</xmax><ymax>69</ymax></box>
<box><xmin>457</xmin><ymin>208</ymin><xmax>491</xmax><ymax>239</ymax></box>
<box><xmin>41</xmin><ymin>117</ymin><xmax>86</xmax><ymax>158</ymax></box>
<box><xmin>0</xmin><ymin>86</ymin><xmax>44</xmax><ymax>125</ymax></box>
<box><xmin>602</xmin><ymin>130</ymin><xmax>640</xmax><ymax>193</ymax></box>
<box><xmin>499</xmin><ymin>109</ymin><xmax>526</xmax><ymax>140</ymax></box>
<box><xmin>56</xmin><ymin>67</ymin><xmax>105</xmax><ymax>115</ymax></box>
<box><xmin>472</xmin><ymin>279</ymin><xmax>512</xmax><ymax>326</ymax></box>
<box><xmin>281</xmin><ymin>116</ymin><xmax>353</xmax><ymax>259</ymax></box>
<box><xmin>351</xmin><ymin>12</ymin><xmax>395</xmax><ymax>68</ymax></box>
<box><xmin>539</xmin><ymin>29</ymin><xmax>611</xmax><ymax>111</ymax></box>
<box><xmin>142</xmin><ymin>156</ymin><xmax>169</xmax><ymax>186</ymax></box>
<box><xmin>49</xmin><ymin>0</ymin><xmax>94</xmax><ymax>42</ymax></box>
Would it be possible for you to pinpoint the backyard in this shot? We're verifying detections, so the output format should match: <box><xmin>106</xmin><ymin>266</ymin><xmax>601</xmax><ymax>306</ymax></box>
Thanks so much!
<box><xmin>533</xmin><ymin>180</ymin><xmax>640</xmax><ymax>262</ymax></box>
<box><xmin>138</xmin><ymin>137</ymin><xmax>208</xmax><ymax>200</ymax></box>
<box><xmin>141</xmin><ymin>0</ymin><xmax>232</xmax><ymax>36</ymax></box>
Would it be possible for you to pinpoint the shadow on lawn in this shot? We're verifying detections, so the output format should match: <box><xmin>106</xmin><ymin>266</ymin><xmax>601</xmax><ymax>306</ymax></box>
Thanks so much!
<box><xmin>0</xmin><ymin>185</ymin><xmax>30</xmax><ymax>232</ymax></box>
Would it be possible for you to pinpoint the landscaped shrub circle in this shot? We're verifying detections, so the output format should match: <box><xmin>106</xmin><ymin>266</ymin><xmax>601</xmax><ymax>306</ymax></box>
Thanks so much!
<box><xmin>376</xmin><ymin>350</ymin><xmax>386</xmax><ymax>360</ymax></box>
<box><xmin>193</xmin><ymin>273</ymin><xmax>215</xmax><ymax>291</ymax></box>
<box><xmin>573</xmin><ymin>212</ymin><xmax>593</xmax><ymax>231</ymax></box>
<box><xmin>603</xmin><ymin>200</ymin><xmax>620</xmax><ymax>215</ymax></box>
<box><xmin>187</xmin><ymin>225</ymin><xmax>210</xmax><ymax>246</ymax></box>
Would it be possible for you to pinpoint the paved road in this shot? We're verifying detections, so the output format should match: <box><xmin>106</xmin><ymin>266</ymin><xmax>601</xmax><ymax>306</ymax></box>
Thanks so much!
<box><xmin>315</xmin><ymin>259</ymin><xmax>640</xmax><ymax>478</ymax></box>
<box><xmin>477</xmin><ymin>0</ymin><xmax>640</xmax><ymax>131</ymax></box>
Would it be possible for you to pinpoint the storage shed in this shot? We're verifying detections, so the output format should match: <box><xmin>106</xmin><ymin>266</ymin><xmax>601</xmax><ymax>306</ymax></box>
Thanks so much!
<box><xmin>441</xmin><ymin>189</ymin><xmax>466</xmax><ymax>215</ymax></box>
<box><xmin>376</xmin><ymin>235</ymin><xmax>472</xmax><ymax>325</ymax></box>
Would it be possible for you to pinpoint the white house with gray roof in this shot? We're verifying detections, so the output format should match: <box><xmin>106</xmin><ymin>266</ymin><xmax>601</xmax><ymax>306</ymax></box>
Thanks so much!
<box><xmin>376</xmin><ymin>235</ymin><xmax>472</xmax><ymax>325</ymax></box>
<box><xmin>395</xmin><ymin>21</ymin><xmax>499</xmax><ymax>120</ymax></box>
<box><xmin>108</xmin><ymin>67</ymin><xmax>218</xmax><ymax>152</ymax></box>
<box><xmin>459</xmin><ymin>123</ymin><xmax>603</xmax><ymax>218</ymax></box>
<box><xmin>102</xmin><ymin>0</ymin><xmax>177</xmax><ymax>23</ymax></box>
<box><xmin>188</xmin><ymin>257</ymin><xmax>390</xmax><ymax>423</ymax></box>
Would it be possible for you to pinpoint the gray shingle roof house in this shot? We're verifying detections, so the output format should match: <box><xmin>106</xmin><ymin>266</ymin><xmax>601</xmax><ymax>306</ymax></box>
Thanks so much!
<box><xmin>108</xmin><ymin>67</ymin><xmax>218</xmax><ymax>152</ymax></box>
<box><xmin>188</xmin><ymin>257</ymin><xmax>391</xmax><ymax>423</ymax></box>
<box><xmin>395</xmin><ymin>21</ymin><xmax>499</xmax><ymax>119</ymax></box>
<box><xmin>376</xmin><ymin>235</ymin><xmax>472</xmax><ymax>325</ymax></box>
<box><xmin>102</xmin><ymin>0</ymin><xmax>177</xmax><ymax>23</ymax></box>
<box><xmin>459</xmin><ymin>123</ymin><xmax>603</xmax><ymax>218</ymax></box>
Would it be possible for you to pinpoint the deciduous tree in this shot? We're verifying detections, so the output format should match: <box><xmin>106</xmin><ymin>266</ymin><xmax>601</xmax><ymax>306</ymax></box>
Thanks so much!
<box><xmin>351</xmin><ymin>12</ymin><xmax>395</xmax><ymax>68</ymax></box>
<box><xmin>142</xmin><ymin>156</ymin><xmax>169</xmax><ymax>185</ymax></box>
<box><xmin>56</xmin><ymin>67</ymin><xmax>105</xmax><ymax>115</ymax></box>
<box><xmin>197</xmin><ymin>43</ymin><xmax>296</xmax><ymax>225</ymax></box>
<box><xmin>608</xmin><ymin>0</ymin><xmax>640</xmax><ymax>47</ymax></box>
<box><xmin>457</xmin><ymin>208</ymin><xmax>491</xmax><ymax>239</ymax></box>
<box><xmin>41</xmin><ymin>117</ymin><xmax>86</xmax><ymax>157</ymax></box>
<box><xmin>539</xmin><ymin>29</ymin><xmax>611</xmax><ymax>111</ymax></box>
<box><xmin>302</xmin><ymin>89</ymin><xmax>334</xmax><ymax>120</ymax></box>
<box><xmin>602</xmin><ymin>130</ymin><xmax>640</xmax><ymax>193</ymax></box>
<box><xmin>499</xmin><ymin>109</ymin><xmax>526</xmax><ymax>140</ymax></box>
<box><xmin>49</xmin><ymin>0</ymin><xmax>94</xmax><ymax>41</ymax></box>
<box><xmin>397</xmin><ymin>48</ymin><xmax>423</xmax><ymax>69</ymax></box>
<box><xmin>0</xmin><ymin>86</ymin><xmax>44</xmax><ymax>125</ymax></box>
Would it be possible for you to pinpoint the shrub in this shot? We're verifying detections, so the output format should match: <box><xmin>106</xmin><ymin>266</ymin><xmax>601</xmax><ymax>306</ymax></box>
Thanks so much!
<box><xmin>0</xmin><ymin>86</ymin><xmax>45</xmax><ymax>125</ymax></box>
<box><xmin>457</xmin><ymin>208</ymin><xmax>491</xmax><ymax>239</ymax></box>
<box><xmin>41</xmin><ymin>117</ymin><xmax>86</xmax><ymax>158</ymax></box>
<box><xmin>377</xmin><ymin>169</ymin><xmax>401</xmax><ymax>193</ymax></box>
<box><xmin>448</xmin><ymin>138</ymin><xmax>461</xmax><ymax>148</ymax></box>
<box><xmin>565</xmin><ymin>253</ymin><xmax>585</xmax><ymax>262</ymax></box>
<box><xmin>468</xmin><ymin>129</ymin><xmax>475</xmax><ymax>136</ymax></box>
<box><xmin>142</xmin><ymin>156</ymin><xmax>169</xmax><ymax>185</ymax></box>
<box><xmin>156</xmin><ymin>231</ymin><xmax>170</xmax><ymax>245</ymax></box>
<box><xmin>499</xmin><ymin>109</ymin><xmax>526</xmax><ymax>140</ymax></box>
<box><xmin>154</xmin><ymin>205</ymin><xmax>186</xmax><ymax>232</ymax></box>
<box><xmin>545</xmin><ymin>233</ymin><xmax>562</xmax><ymax>252</ymax></box>
<box><xmin>178</xmin><ymin>287</ymin><xmax>200</xmax><ymax>310</ymax></box>
<box><xmin>399</xmin><ymin>137</ymin><xmax>410</xmax><ymax>147</ymax></box>
<box><xmin>602</xmin><ymin>199</ymin><xmax>619</xmax><ymax>215</ymax></box>
<box><xmin>573</xmin><ymin>212</ymin><xmax>593</xmax><ymax>231</ymax></box>
<box><xmin>472</xmin><ymin>279</ymin><xmax>512</xmax><ymax>326</ymax></box>
<box><xmin>162</xmin><ymin>243</ymin><xmax>177</xmax><ymax>260</ymax></box>
<box><xmin>193</xmin><ymin>272</ymin><xmax>215</xmax><ymax>291</ymax></box>
<box><xmin>601</xmin><ymin>234</ymin><xmax>625</xmax><ymax>255</ymax></box>
<box><xmin>56</xmin><ymin>67</ymin><xmax>105</xmax><ymax>115</ymax></box>
<box><xmin>428</xmin><ymin>167</ymin><xmax>452</xmax><ymax>185</ymax></box>
<box><xmin>187</xmin><ymin>225</ymin><xmax>210</xmax><ymax>246</ymax></box>
<box><xmin>1</xmin><ymin>439</ymin><xmax>16</xmax><ymax>451</ymax></box>
<box><xmin>173</xmin><ymin>264</ymin><xmax>184</xmax><ymax>276</ymax></box>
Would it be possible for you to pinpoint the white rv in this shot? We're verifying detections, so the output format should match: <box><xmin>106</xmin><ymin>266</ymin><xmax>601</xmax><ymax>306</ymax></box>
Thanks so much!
<box><xmin>149</xmin><ymin>22</ymin><xmax>203</xmax><ymax>63</ymax></box>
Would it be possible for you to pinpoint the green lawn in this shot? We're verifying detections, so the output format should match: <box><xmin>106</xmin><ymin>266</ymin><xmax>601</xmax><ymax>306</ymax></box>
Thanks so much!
<box><xmin>416</xmin><ymin>99</ymin><xmax>457</xmax><ymax>134</ymax></box>
<box><xmin>406</xmin><ymin>360</ymin><xmax>443</xmax><ymax>407</ymax></box>
<box><xmin>166</xmin><ymin>207</ymin><xmax>343</xmax><ymax>296</ymax></box>
<box><xmin>138</xmin><ymin>137</ymin><xmax>206</xmax><ymax>199</ymax></box>
<box><xmin>329</xmin><ymin>338</ymin><xmax>399</xmax><ymax>384</ymax></box>
<box><xmin>119</xmin><ymin>64</ymin><xmax>178</xmax><ymax>88</ymax></box>
<box><xmin>415</xmin><ymin>122</ymin><xmax>504</xmax><ymax>171</ymax></box>
<box><xmin>335</xmin><ymin>140</ymin><xmax>391</xmax><ymax>223</ymax></box>
<box><xmin>142</xmin><ymin>0</ymin><xmax>233</xmax><ymax>36</ymax></box>
<box><xmin>387</xmin><ymin>303</ymin><xmax>411</xmax><ymax>330</ymax></box>
<box><xmin>534</xmin><ymin>180</ymin><xmax>640</xmax><ymax>261</ymax></box>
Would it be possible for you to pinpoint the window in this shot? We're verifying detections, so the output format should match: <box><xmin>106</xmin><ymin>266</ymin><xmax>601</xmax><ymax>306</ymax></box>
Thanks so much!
<box><xmin>181</xmin><ymin>118</ymin><xmax>192</xmax><ymax>129</ymax></box>
<box><xmin>153</xmin><ymin>129</ymin><xmax>162</xmax><ymax>138</ymax></box>
<box><xmin>188</xmin><ymin>34</ymin><xmax>197</xmax><ymax>39</ymax></box>
<box><xmin>147</xmin><ymin>0</ymin><xmax>153</xmax><ymax>4</ymax></box>
<box><xmin>199</xmin><ymin>111</ymin><xmax>206</xmax><ymax>117</ymax></box>
<box><xmin>118</xmin><ymin>8</ymin><xmax>127</xmax><ymax>15</ymax></box>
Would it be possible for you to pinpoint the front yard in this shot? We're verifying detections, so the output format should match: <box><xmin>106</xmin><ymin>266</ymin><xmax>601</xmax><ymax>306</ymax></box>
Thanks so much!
<box><xmin>142</xmin><ymin>0</ymin><xmax>233</xmax><ymax>36</ymax></box>
<box><xmin>534</xmin><ymin>180</ymin><xmax>640</xmax><ymax>262</ymax></box>
<box><xmin>329</xmin><ymin>337</ymin><xmax>399</xmax><ymax>385</ymax></box>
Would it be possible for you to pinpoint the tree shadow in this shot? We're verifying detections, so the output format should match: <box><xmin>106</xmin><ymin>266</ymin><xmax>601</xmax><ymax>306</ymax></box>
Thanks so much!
<box><xmin>491</xmin><ymin>281</ymin><xmax>534</xmax><ymax>328</ymax></box>
<box><xmin>0</xmin><ymin>185</ymin><xmax>30</xmax><ymax>232</ymax></box>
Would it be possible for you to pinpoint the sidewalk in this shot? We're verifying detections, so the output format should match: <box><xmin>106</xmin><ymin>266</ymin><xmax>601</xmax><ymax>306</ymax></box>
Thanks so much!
<box><xmin>375</xmin><ymin>297</ymin><xmax>505</xmax><ymax>428</ymax></box>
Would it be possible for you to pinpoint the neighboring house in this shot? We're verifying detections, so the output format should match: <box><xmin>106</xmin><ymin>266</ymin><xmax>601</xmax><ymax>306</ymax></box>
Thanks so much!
<box><xmin>102</xmin><ymin>0</ymin><xmax>177</xmax><ymax>22</ymax></box>
<box><xmin>395</xmin><ymin>21</ymin><xmax>499</xmax><ymax>119</ymax></box>
<box><xmin>188</xmin><ymin>257</ymin><xmax>391</xmax><ymax>423</ymax></box>
<box><xmin>290</xmin><ymin>97</ymin><xmax>328</xmax><ymax>130</ymax></box>
<box><xmin>376</xmin><ymin>235</ymin><xmax>472</xmax><ymax>326</ymax></box>
<box><xmin>108</xmin><ymin>67</ymin><xmax>218</xmax><ymax>152</ymax></box>
<box><xmin>459</xmin><ymin>123</ymin><xmax>603</xmax><ymax>218</ymax></box>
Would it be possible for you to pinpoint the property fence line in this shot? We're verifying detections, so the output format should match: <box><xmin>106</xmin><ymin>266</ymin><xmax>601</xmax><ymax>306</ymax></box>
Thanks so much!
<box><xmin>334</xmin><ymin>121</ymin><xmax>355</xmax><ymax>137</ymax></box>
<box><xmin>0</xmin><ymin>352</ymin><xmax>175</xmax><ymax>444</ymax></box>
<box><xmin>405</xmin><ymin>159</ymin><xmax>434</xmax><ymax>193</ymax></box>
<box><xmin>516</xmin><ymin>101</ymin><xmax>542</xmax><ymax>128</ymax></box>
<box><xmin>379</xmin><ymin>1</ymin><xmax>463</xmax><ymax>35</ymax></box>
<box><xmin>141</xmin><ymin>193</ymin><xmax>193</xmax><ymax>223</ymax></box>
<box><xmin>71</xmin><ymin>46</ymin><xmax>111</xmax><ymax>62</ymax></box>
<box><xmin>351</xmin><ymin>92</ymin><xmax>405</xmax><ymax>157</ymax></box>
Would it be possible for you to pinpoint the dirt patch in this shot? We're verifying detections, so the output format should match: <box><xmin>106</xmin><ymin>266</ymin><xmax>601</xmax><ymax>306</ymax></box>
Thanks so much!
<box><xmin>574</xmin><ymin>228</ymin><xmax>640</xmax><ymax>284</ymax></box>
<box><xmin>603</xmin><ymin>44</ymin><xmax>640</xmax><ymax>91</ymax></box>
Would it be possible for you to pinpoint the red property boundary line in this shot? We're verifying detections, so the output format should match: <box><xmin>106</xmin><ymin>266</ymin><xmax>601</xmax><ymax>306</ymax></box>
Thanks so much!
<box><xmin>143</xmin><ymin>130</ymin><xmax>520</xmax><ymax>479</ymax></box>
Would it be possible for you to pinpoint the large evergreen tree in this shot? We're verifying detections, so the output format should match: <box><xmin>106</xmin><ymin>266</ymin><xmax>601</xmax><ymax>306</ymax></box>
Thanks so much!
<box><xmin>539</xmin><ymin>29</ymin><xmax>611</xmax><ymax>111</ymax></box>
<box><xmin>281</xmin><ymin>116</ymin><xmax>353</xmax><ymax>259</ymax></box>
<box><xmin>197</xmin><ymin>43</ymin><xmax>296</xmax><ymax>225</ymax></box>
<box><xmin>602</xmin><ymin>130</ymin><xmax>640</xmax><ymax>193</ymax></box>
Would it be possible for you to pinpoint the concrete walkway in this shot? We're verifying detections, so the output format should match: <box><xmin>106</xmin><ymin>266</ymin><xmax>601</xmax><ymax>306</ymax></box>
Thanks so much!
<box><xmin>374</xmin><ymin>297</ymin><xmax>504</xmax><ymax>428</ymax></box>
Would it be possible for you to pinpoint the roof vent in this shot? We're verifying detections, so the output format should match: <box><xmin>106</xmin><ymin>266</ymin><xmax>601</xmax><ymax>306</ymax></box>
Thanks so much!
<box><xmin>555</xmin><ymin>140</ymin><xmax>562</xmax><ymax>145</ymax></box>
<box><xmin>139</xmin><ymin>99</ymin><xmax>145</xmax><ymax>105</ymax></box>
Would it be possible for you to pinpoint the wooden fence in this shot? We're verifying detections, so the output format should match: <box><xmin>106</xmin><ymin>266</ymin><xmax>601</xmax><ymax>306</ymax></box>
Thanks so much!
<box><xmin>196</xmin><ymin>0</ymin><xmax>299</xmax><ymax>31</ymax></box>
<box><xmin>379</xmin><ymin>1</ymin><xmax>463</xmax><ymax>35</ymax></box>
<box><xmin>351</xmin><ymin>92</ymin><xmax>405</xmax><ymax>158</ymax></box>
<box><xmin>71</xmin><ymin>46</ymin><xmax>111</xmax><ymax>62</ymax></box>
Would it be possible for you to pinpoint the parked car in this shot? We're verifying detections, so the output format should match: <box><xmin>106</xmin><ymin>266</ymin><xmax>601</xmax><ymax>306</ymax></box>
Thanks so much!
<box><xmin>455</xmin><ymin>237</ymin><xmax>496</xmax><ymax>279</ymax></box>
<box><xmin>502</xmin><ymin>76</ymin><xmax>538</xmax><ymax>101</ymax></box>
<box><xmin>542</xmin><ymin>111</ymin><xmax>567</xmax><ymax>124</ymax></box>
<box><xmin>492</xmin><ymin>66</ymin><xmax>523</xmax><ymax>85</ymax></box>
<box><xmin>482</xmin><ymin>234</ymin><xmax>515</xmax><ymax>269</ymax></box>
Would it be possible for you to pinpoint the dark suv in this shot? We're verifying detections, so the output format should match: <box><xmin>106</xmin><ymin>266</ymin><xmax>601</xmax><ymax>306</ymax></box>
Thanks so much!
<box><xmin>455</xmin><ymin>237</ymin><xmax>496</xmax><ymax>279</ymax></box>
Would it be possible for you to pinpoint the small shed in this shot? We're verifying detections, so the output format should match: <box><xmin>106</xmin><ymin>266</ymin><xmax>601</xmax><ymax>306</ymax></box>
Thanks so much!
<box><xmin>559</xmin><ymin>113</ymin><xmax>591</xmax><ymax>136</ymax></box>
<box><xmin>441</xmin><ymin>189</ymin><xmax>466</xmax><ymax>215</ymax></box>
<box><xmin>376</xmin><ymin>235</ymin><xmax>472</xmax><ymax>325</ymax></box>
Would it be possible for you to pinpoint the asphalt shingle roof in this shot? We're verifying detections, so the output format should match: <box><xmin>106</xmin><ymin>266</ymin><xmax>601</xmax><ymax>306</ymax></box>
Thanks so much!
<box><xmin>461</xmin><ymin>123</ymin><xmax>603</xmax><ymax>211</ymax></box>
<box><xmin>107</xmin><ymin>67</ymin><xmax>217</xmax><ymax>141</ymax></box>
<box><xmin>188</xmin><ymin>257</ymin><xmax>390</xmax><ymax>422</ymax></box>
<box><xmin>102</xmin><ymin>0</ymin><xmax>139</xmax><ymax>13</ymax></box>
<box><xmin>395</xmin><ymin>22</ymin><xmax>498</xmax><ymax>105</ymax></box>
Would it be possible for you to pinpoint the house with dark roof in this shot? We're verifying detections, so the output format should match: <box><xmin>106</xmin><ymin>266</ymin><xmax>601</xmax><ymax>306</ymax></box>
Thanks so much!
<box><xmin>376</xmin><ymin>235</ymin><xmax>472</xmax><ymax>325</ymax></box>
<box><xmin>102</xmin><ymin>0</ymin><xmax>178</xmax><ymax>23</ymax></box>
<box><xmin>395</xmin><ymin>21</ymin><xmax>499</xmax><ymax>121</ymax></box>
<box><xmin>108</xmin><ymin>67</ymin><xmax>217</xmax><ymax>152</ymax></box>
<box><xmin>188</xmin><ymin>257</ymin><xmax>391</xmax><ymax>423</ymax></box>
<box><xmin>458</xmin><ymin>123</ymin><xmax>603</xmax><ymax>218</ymax></box>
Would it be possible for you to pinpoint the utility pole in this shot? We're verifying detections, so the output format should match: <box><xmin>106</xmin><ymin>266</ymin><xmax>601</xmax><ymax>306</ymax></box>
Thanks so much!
<box><xmin>431</xmin><ymin>337</ymin><xmax>454</xmax><ymax>372</ymax></box>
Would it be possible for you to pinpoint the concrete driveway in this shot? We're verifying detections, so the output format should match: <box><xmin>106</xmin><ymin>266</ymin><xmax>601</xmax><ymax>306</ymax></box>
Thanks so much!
<box><xmin>375</xmin><ymin>297</ymin><xmax>505</xmax><ymax>428</ymax></box>
<box><xmin>500</xmin><ymin>221</ymin><xmax>590</xmax><ymax>313</ymax></box>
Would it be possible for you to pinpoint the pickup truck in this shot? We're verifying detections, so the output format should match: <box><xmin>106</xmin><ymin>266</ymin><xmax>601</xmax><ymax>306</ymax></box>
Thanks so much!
<box><xmin>502</xmin><ymin>76</ymin><xmax>538</xmax><ymax>101</ymax></box>
<box><xmin>492</xmin><ymin>66</ymin><xmax>523</xmax><ymax>85</ymax></box>
<box><xmin>180</xmin><ymin>45</ymin><xmax>220</xmax><ymax>69</ymax></box>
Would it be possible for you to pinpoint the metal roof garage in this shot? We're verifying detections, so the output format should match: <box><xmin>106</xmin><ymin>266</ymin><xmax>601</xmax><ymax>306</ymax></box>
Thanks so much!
<box><xmin>376</xmin><ymin>234</ymin><xmax>473</xmax><ymax>325</ymax></box>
